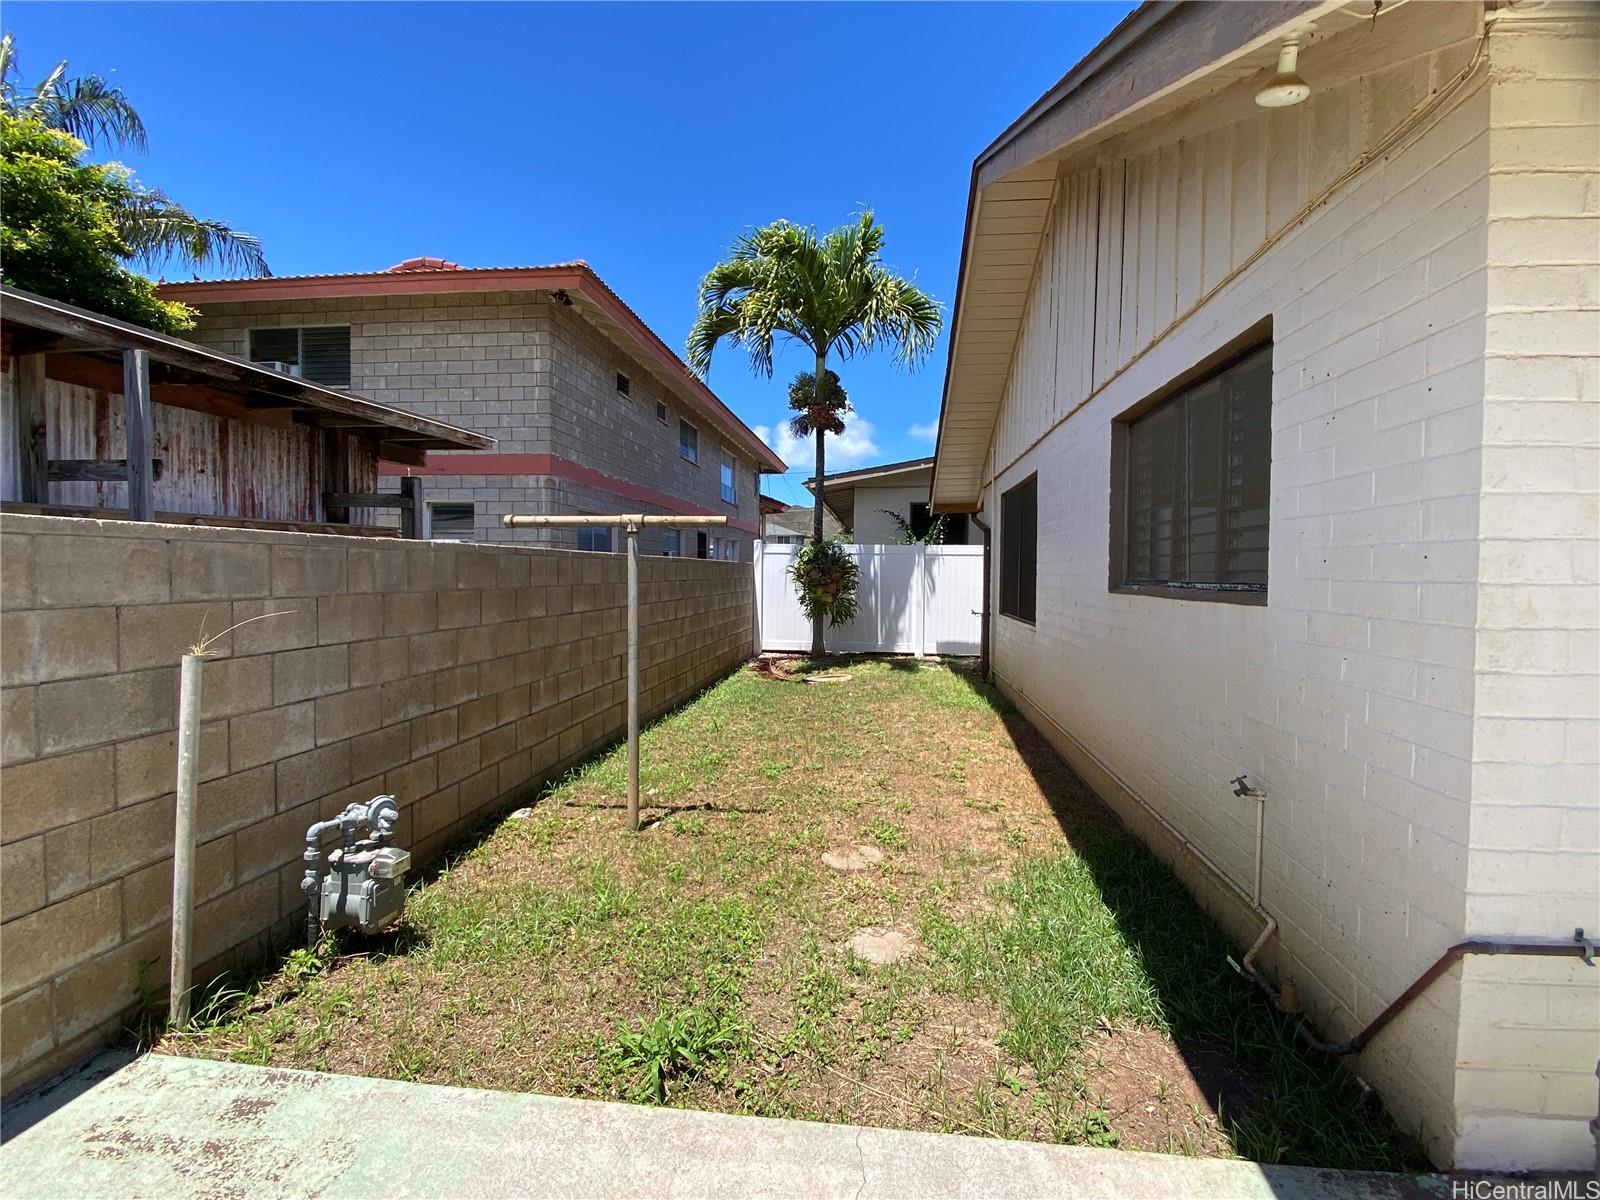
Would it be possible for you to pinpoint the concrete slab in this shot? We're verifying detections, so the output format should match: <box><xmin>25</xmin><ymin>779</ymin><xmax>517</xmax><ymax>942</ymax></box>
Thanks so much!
<box><xmin>1</xmin><ymin>1052</ymin><xmax>1452</xmax><ymax>1200</ymax></box>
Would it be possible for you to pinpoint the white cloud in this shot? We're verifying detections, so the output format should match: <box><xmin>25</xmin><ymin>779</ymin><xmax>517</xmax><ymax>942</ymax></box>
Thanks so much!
<box><xmin>756</xmin><ymin>416</ymin><xmax>880</xmax><ymax>473</ymax></box>
<box><xmin>908</xmin><ymin>421</ymin><xmax>938</xmax><ymax>442</ymax></box>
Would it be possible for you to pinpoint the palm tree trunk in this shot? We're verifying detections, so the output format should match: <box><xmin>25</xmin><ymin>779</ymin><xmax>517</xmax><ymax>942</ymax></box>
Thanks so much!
<box><xmin>810</xmin><ymin>350</ymin><xmax>827</xmax><ymax>658</ymax></box>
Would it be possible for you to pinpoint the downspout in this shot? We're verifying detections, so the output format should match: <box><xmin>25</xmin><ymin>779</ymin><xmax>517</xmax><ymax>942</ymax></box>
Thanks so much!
<box><xmin>970</xmin><ymin>512</ymin><xmax>991</xmax><ymax>681</ymax></box>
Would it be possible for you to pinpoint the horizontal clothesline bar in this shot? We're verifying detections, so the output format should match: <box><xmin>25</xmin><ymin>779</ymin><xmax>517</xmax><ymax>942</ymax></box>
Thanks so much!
<box><xmin>501</xmin><ymin>514</ymin><xmax>729</xmax><ymax>529</ymax></box>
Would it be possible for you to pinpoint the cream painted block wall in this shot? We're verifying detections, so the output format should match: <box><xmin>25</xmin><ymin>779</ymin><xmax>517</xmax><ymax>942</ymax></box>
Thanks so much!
<box><xmin>1454</xmin><ymin>5</ymin><xmax>1599</xmax><ymax>1171</ymax></box>
<box><xmin>976</xmin><ymin>2</ymin><xmax>1596</xmax><ymax>1168</ymax></box>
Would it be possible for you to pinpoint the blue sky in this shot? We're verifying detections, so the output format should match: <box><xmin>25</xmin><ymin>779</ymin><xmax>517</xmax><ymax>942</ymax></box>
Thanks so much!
<box><xmin>8</xmin><ymin>1</ymin><xmax>1134</xmax><ymax>505</ymax></box>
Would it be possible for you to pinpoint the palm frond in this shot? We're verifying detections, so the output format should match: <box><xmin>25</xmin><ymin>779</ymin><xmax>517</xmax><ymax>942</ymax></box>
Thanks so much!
<box><xmin>47</xmin><ymin>74</ymin><xmax>146</xmax><ymax>151</ymax></box>
<box><xmin>117</xmin><ymin>188</ymin><xmax>270</xmax><ymax>277</ymax></box>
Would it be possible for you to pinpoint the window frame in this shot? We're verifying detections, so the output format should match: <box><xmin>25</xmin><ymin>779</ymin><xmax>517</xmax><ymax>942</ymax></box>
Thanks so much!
<box><xmin>679</xmin><ymin>419</ymin><xmax>699</xmax><ymax>464</ymax></box>
<box><xmin>998</xmin><ymin>474</ymin><xmax>1037</xmax><ymax>625</ymax></box>
<box><xmin>656</xmin><ymin>402</ymin><xmax>668</xmax><ymax>425</ymax></box>
<box><xmin>247</xmin><ymin>325</ymin><xmax>352</xmax><ymax>389</ymax></box>
<box><xmin>720</xmin><ymin>448</ymin><xmax>737</xmax><ymax>505</ymax></box>
<box><xmin>616</xmin><ymin>372</ymin><xmax>631</xmax><ymax>396</ymax></box>
<box><xmin>425</xmin><ymin>501</ymin><xmax>475</xmax><ymax>542</ymax></box>
<box><xmin>1108</xmin><ymin>324</ymin><xmax>1272</xmax><ymax>606</ymax></box>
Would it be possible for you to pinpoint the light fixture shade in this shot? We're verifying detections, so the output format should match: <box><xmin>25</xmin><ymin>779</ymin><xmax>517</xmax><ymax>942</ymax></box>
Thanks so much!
<box><xmin>1255</xmin><ymin>39</ymin><xmax>1311</xmax><ymax>108</ymax></box>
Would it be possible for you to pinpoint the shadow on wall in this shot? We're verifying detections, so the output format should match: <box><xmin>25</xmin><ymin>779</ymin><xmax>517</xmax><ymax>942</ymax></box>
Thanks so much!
<box><xmin>942</xmin><ymin>665</ymin><xmax>1430</xmax><ymax>1172</ymax></box>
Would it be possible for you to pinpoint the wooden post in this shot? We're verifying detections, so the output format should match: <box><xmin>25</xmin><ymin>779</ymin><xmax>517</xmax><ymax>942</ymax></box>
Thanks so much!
<box><xmin>15</xmin><ymin>353</ymin><xmax>47</xmax><ymax>504</ymax></box>
<box><xmin>399</xmin><ymin>475</ymin><xmax>423</xmax><ymax>538</ymax></box>
<box><xmin>122</xmin><ymin>349</ymin><xmax>155</xmax><ymax>521</ymax></box>
<box><xmin>626</xmin><ymin>519</ymin><xmax>641</xmax><ymax>833</ymax></box>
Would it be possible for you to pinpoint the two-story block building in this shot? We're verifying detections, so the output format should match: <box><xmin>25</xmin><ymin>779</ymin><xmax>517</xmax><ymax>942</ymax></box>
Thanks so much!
<box><xmin>162</xmin><ymin>258</ymin><xmax>785</xmax><ymax>559</ymax></box>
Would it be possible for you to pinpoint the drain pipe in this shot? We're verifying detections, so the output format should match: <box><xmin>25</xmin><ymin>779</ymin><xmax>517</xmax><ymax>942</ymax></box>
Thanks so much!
<box><xmin>1224</xmin><ymin>775</ymin><xmax>1277</xmax><ymax>988</ymax></box>
<box><xmin>1298</xmin><ymin>931</ymin><xmax>1594</xmax><ymax>1057</ymax></box>
<box><xmin>969</xmin><ymin>512</ymin><xmax>991</xmax><ymax>681</ymax></box>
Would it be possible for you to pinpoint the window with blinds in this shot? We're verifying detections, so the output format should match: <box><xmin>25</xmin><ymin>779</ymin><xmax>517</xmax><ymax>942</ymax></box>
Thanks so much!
<box><xmin>427</xmin><ymin>502</ymin><xmax>475</xmax><ymax>541</ymax></box>
<box><xmin>1000</xmin><ymin>475</ymin><xmax>1037</xmax><ymax>623</ymax></box>
<box><xmin>248</xmin><ymin>326</ymin><xmax>352</xmax><ymax>388</ymax></box>
<box><xmin>720</xmin><ymin>449</ymin><xmax>736</xmax><ymax>504</ymax></box>
<box><xmin>1123</xmin><ymin>343</ymin><xmax>1271</xmax><ymax>594</ymax></box>
<box><xmin>679</xmin><ymin>420</ymin><xmax>699</xmax><ymax>464</ymax></box>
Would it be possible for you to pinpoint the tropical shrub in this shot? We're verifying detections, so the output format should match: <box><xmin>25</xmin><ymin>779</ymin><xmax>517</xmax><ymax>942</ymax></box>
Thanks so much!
<box><xmin>790</xmin><ymin>539</ymin><xmax>860</xmax><ymax>628</ymax></box>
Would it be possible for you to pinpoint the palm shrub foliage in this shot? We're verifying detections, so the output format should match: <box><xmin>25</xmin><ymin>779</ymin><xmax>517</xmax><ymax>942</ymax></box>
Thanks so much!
<box><xmin>688</xmin><ymin>211</ymin><xmax>941</xmax><ymax>655</ymax></box>
<box><xmin>879</xmin><ymin>508</ymin><xmax>949</xmax><ymax>545</ymax></box>
<box><xmin>790</xmin><ymin>538</ymin><xmax>860</xmax><ymax>629</ymax></box>
<box><xmin>0</xmin><ymin>34</ymin><xmax>268</xmax><ymax>330</ymax></box>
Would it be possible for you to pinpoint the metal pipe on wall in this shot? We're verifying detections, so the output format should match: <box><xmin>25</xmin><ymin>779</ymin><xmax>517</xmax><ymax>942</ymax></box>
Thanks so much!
<box><xmin>501</xmin><ymin>512</ymin><xmax>730</xmax><ymax>832</ymax></box>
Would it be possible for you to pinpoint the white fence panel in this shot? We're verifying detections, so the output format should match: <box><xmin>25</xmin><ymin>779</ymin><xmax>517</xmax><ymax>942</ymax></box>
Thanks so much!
<box><xmin>754</xmin><ymin>542</ymin><xmax>982</xmax><ymax>656</ymax></box>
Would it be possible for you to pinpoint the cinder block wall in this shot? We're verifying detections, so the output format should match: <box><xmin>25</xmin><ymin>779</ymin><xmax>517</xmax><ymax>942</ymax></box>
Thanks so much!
<box><xmin>0</xmin><ymin>513</ymin><xmax>752</xmax><ymax>1094</ymax></box>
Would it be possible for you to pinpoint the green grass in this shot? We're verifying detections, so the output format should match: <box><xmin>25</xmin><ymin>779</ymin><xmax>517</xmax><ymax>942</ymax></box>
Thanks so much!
<box><xmin>159</xmin><ymin>657</ymin><xmax>1425</xmax><ymax>1170</ymax></box>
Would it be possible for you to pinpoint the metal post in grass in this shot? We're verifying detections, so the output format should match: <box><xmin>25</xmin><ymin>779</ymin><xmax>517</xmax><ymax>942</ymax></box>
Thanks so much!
<box><xmin>169</xmin><ymin>652</ymin><xmax>203</xmax><ymax>1027</ymax></box>
<box><xmin>502</xmin><ymin>512</ymin><xmax>731</xmax><ymax>831</ymax></box>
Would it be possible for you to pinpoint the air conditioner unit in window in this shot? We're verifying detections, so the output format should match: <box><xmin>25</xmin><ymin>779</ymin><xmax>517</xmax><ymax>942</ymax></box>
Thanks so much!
<box><xmin>258</xmin><ymin>361</ymin><xmax>302</xmax><ymax>377</ymax></box>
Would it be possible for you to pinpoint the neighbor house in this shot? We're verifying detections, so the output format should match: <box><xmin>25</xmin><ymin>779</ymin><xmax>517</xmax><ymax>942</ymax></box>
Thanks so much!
<box><xmin>0</xmin><ymin>286</ymin><xmax>489</xmax><ymax>532</ymax></box>
<box><xmin>931</xmin><ymin>0</ymin><xmax>1597</xmax><ymax>1171</ymax></box>
<box><xmin>809</xmin><ymin>457</ymin><xmax>982</xmax><ymax>545</ymax></box>
<box><xmin>759</xmin><ymin>495</ymin><xmax>842</xmax><ymax>544</ymax></box>
<box><xmin>161</xmin><ymin>258</ymin><xmax>785</xmax><ymax>560</ymax></box>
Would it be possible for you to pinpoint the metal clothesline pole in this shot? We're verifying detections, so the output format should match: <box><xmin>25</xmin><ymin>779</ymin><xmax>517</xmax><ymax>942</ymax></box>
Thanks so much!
<box><xmin>501</xmin><ymin>512</ymin><xmax>731</xmax><ymax>831</ymax></box>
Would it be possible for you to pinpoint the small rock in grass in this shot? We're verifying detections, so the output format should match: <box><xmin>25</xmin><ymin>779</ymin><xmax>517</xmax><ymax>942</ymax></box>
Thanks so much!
<box><xmin>507</xmin><ymin>807</ymin><xmax>535</xmax><ymax>821</ymax></box>
<box><xmin>844</xmin><ymin>926</ymin><xmax>919</xmax><ymax>965</ymax></box>
<box><xmin>821</xmin><ymin>845</ymin><xmax>884</xmax><ymax>872</ymax></box>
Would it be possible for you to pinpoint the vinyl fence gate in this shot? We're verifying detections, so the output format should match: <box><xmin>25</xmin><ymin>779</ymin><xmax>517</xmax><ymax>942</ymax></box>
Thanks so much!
<box><xmin>753</xmin><ymin>542</ymin><xmax>984</xmax><ymax>656</ymax></box>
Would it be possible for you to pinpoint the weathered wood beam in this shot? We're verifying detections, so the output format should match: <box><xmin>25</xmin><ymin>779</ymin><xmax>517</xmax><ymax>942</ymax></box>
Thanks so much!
<box><xmin>123</xmin><ymin>349</ymin><xmax>155</xmax><ymax>521</ymax></box>
<box><xmin>399</xmin><ymin>476</ymin><xmax>423</xmax><ymax>539</ymax></box>
<box><xmin>48</xmin><ymin>458</ymin><xmax>166</xmax><ymax>483</ymax></box>
<box><xmin>323</xmin><ymin>492</ymin><xmax>414</xmax><ymax>510</ymax></box>
<box><xmin>15</xmin><ymin>353</ymin><xmax>47</xmax><ymax>503</ymax></box>
<box><xmin>378</xmin><ymin>443</ymin><xmax>428</xmax><ymax>468</ymax></box>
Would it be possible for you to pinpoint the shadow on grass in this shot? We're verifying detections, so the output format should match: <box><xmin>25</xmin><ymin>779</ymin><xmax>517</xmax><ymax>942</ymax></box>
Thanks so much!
<box><xmin>940</xmin><ymin>662</ymin><xmax>1429</xmax><ymax>1172</ymax></box>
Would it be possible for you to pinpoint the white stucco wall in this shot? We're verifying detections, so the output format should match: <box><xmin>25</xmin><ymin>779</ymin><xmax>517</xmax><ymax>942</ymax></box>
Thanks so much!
<box><xmin>970</xmin><ymin>0</ymin><xmax>1597</xmax><ymax>1168</ymax></box>
<box><xmin>852</xmin><ymin>481</ymin><xmax>983</xmax><ymax>546</ymax></box>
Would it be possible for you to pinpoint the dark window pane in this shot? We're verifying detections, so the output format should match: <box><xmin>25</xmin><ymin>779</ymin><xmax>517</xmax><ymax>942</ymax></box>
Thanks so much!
<box><xmin>249</xmin><ymin>328</ymin><xmax>299</xmax><ymax>367</ymax></box>
<box><xmin>909</xmin><ymin>502</ymin><xmax>933</xmax><ymax>540</ymax></box>
<box><xmin>1001</xmin><ymin>476</ymin><xmax>1036</xmax><ymax>622</ymax></box>
<box><xmin>1123</xmin><ymin>342</ymin><xmax>1271</xmax><ymax>592</ymax></box>
<box><xmin>299</xmin><ymin>326</ymin><xmax>351</xmax><ymax>388</ymax></box>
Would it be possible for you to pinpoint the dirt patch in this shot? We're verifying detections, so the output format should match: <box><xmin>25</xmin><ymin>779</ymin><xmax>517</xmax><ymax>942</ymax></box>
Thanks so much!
<box><xmin>1082</xmin><ymin>1026</ymin><xmax>1254</xmax><ymax>1155</ymax></box>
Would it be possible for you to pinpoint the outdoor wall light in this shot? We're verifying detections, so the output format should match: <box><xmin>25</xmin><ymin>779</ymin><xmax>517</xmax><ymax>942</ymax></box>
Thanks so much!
<box><xmin>1255</xmin><ymin>37</ymin><xmax>1311</xmax><ymax>108</ymax></box>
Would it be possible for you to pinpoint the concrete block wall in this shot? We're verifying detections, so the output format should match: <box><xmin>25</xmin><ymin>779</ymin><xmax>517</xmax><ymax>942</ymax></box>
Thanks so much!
<box><xmin>0</xmin><ymin>512</ymin><xmax>752</xmax><ymax>1094</ymax></box>
<box><xmin>1454</xmin><ymin>4</ymin><xmax>1600</xmax><ymax>1170</ymax></box>
<box><xmin>184</xmin><ymin>291</ymin><xmax>762</xmax><ymax>550</ymax></box>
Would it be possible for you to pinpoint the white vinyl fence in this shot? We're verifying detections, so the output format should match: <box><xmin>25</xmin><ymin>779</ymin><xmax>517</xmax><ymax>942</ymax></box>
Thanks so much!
<box><xmin>754</xmin><ymin>542</ymin><xmax>983</xmax><ymax>655</ymax></box>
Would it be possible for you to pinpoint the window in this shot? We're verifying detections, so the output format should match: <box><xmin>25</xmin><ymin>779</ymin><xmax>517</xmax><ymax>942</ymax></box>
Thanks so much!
<box><xmin>249</xmin><ymin>326</ymin><xmax>351</xmax><ymax>388</ymax></box>
<box><xmin>679</xmin><ymin>420</ymin><xmax>699</xmax><ymax>463</ymax></box>
<box><xmin>656</xmin><ymin>402</ymin><xmax>668</xmax><ymax>425</ymax></box>
<box><xmin>720</xmin><ymin>448</ymin><xmax>737</xmax><ymax>504</ymax></box>
<box><xmin>1000</xmin><ymin>475</ymin><xmax>1037</xmax><ymax>623</ymax></box>
<box><xmin>662</xmin><ymin>530</ymin><xmax>681</xmax><ymax>557</ymax></box>
<box><xmin>909</xmin><ymin>502</ymin><xmax>935</xmax><ymax>540</ymax></box>
<box><xmin>1119</xmin><ymin>343</ymin><xmax>1271</xmax><ymax>597</ymax></box>
<box><xmin>725</xmin><ymin>540</ymin><xmax>739</xmax><ymax>562</ymax></box>
<box><xmin>695</xmin><ymin>530</ymin><xmax>708</xmax><ymax>559</ymax></box>
<box><xmin>427</xmin><ymin>502</ymin><xmax>474</xmax><ymax>541</ymax></box>
<box><xmin>576</xmin><ymin>527</ymin><xmax>613</xmax><ymax>552</ymax></box>
<box><xmin>616</xmin><ymin>372</ymin><xmax>631</xmax><ymax>396</ymax></box>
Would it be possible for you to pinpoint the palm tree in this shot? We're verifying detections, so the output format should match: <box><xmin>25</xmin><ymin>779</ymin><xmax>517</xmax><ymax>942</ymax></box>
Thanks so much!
<box><xmin>688</xmin><ymin>211</ymin><xmax>941</xmax><ymax>655</ymax></box>
<box><xmin>1</xmin><ymin>33</ymin><xmax>269</xmax><ymax>278</ymax></box>
<box><xmin>787</xmin><ymin>367</ymin><xmax>849</xmax><ymax>467</ymax></box>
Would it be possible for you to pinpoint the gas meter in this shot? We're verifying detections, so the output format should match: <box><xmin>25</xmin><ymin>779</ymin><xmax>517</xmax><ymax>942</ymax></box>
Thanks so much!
<box><xmin>301</xmin><ymin>795</ymin><xmax>411</xmax><ymax>941</ymax></box>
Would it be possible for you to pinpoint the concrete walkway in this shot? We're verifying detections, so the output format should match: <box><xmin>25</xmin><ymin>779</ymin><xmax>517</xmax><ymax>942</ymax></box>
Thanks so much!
<box><xmin>2</xmin><ymin>1052</ymin><xmax>1452</xmax><ymax>1199</ymax></box>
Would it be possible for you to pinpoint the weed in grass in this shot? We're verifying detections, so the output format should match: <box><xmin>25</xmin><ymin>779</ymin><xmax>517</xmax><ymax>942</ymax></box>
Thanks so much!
<box><xmin>866</xmin><ymin>821</ymin><xmax>909</xmax><ymax>849</ymax></box>
<box><xmin>605</xmin><ymin>1007</ymin><xmax>743</xmax><ymax>1105</ymax></box>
